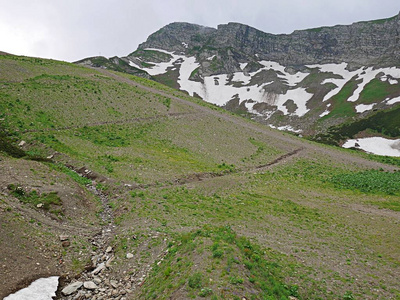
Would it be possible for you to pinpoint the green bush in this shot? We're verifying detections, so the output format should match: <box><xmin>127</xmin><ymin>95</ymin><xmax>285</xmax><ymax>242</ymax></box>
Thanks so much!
<box><xmin>188</xmin><ymin>272</ymin><xmax>203</xmax><ymax>289</ymax></box>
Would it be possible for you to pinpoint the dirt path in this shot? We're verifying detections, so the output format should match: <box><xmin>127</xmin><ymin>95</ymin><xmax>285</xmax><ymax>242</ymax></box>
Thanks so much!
<box><xmin>22</xmin><ymin>112</ymin><xmax>197</xmax><ymax>133</ymax></box>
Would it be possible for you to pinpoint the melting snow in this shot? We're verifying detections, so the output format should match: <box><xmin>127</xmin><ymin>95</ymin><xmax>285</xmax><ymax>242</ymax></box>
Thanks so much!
<box><xmin>129</xmin><ymin>48</ymin><xmax>181</xmax><ymax>76</ymax></box>
<box><xmin>4</xmin><ymin>276</ymin><xmax>59</xmax><ymax>300</ymax></box>
<box><xmin>319</xmin><ymin>103</ymin><xmax>332</xmax><ymax>117</ymax></box>
<box><xmin>268</xmin><ymin>124</ymin><xmax>302</xmax><ymax>133</ymax></box>
<box><xmin>182</xmin><ymin>42</ymin><xmax>188</xmax><ymax>48</ymax></box>
<box><xmin>131</xmin><ymin>48</ymin><xmax>400</xmax><ymax>120</ymax></box>
<box><xmin>387</xmin><ymin>96</ymin><xmax>400</xmax><ymax>105</ymax></box>
<box><xmin>306</xmin><ymin>63</ymin><xmax>400</xmax><ymax>103</ymax></box>
<box><xmin>355</xmin><ymin>103</ymin><xmax>376</xmax><ymax>113</ymax></box>
<box><xmin>240</xmin><ymin>63</ymin><xmax>248</xmax><ymax>70</ymax></box>
<box><xmin>206</xmin><ymin>55</ymin><xmax>216</xmax><ymax>61</ymax></box>
<box><xmin>259</xmin><ymin>61</ymin><xmax>309</xmax><ymax>86</ymax></box>
<box><xmin>231</xmin><ymin>72</ymin><xmax>252</xmax><ymax>85</ymax></box>
<box><xmin>343</xmin><ymin>137</ymin><xmax>400</xmax><ymax>157</ymax></box>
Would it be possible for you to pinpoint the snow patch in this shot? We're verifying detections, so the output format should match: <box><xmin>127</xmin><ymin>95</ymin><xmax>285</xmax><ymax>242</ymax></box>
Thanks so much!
<box><xmin>182</xmin><ymin>42</ymin><xmax>188</xmax><ymax>48</ymax></box>
<box><xmin>206</xmin><ymin>55</ymin><xmax>216</xmax><ymax>61</ymax></box>
<box><xmin>259</xmin><ymin>61</ymin><xmax>309</xmax><ymax>86</ymax></box>
<box><xmin>4</xmin><ymin>277</ymin><xmax>59</xmax><ymax>300</ymax></box>
<box><xmin>268</xmin><ymin>124</ymin><xmax>302</xmax><ymax>133</ymax></box>
<box><xmin>307</xmin><ymin>63</ymin><xmax>400</xmax><ymax>103</ymax></box>
<box><xmin>386</xmin><ymin>96</ymin><xmax>400</xmax><ymax>105</ymax></box>
<box><xmin>128</xmin><ymin>48</ymin><xmax>181</xmax><ymax>76</ymax></box>
<box><xmin>343</xmin><ymin>137</ymin><xmax>400</xmax><ymax>157</ymax></box>
<box><xmin>355</xmin><ymin>103</ymin><xmax>376</xmax><ymax>113</ymax></box>
<box><xmin>240</xmin><ymin>63</ymin><xmax>248</xmax><ymax>70</ymax></box>
<box><xmin>319</xmin><ymin>103</ymin><xmax>332</xmax><ymax>117</ymax></box>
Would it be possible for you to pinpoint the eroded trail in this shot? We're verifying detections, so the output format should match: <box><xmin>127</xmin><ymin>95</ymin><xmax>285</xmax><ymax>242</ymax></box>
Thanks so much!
<box><xmin>57</xmin><ymin>182</ymin><xmax>119</xmax><ymax>299</ymax></box>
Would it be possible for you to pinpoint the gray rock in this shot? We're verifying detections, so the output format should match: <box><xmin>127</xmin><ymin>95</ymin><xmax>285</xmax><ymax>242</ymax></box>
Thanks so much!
<box><xmin>93</xmin><ymin>277</ymin><xmax>102</xmax><ymax>284</ymax></box>
<box><xmin>59</xmin><ymin>235</ymin><xmax>69</xmax><ymax>241</ymax></box>
<box><xmin>92</xmin><ymin>262</ymin><xmax>105</xmax><ymax>275</ymax></box>
<box><xmin>110</xmin><ymin>279</ymin><xmax>119</xmax><ymax>289</ymax></box>
<box><xmin>105</xmin><ymin>246</ymin><xmax>113</xmax><ymax>253</ymax></box>
<box><xmin>84</xmin><ymin>281</ymin><xmax>98</xmax><ymax>290</ymax></box>
<box><xmin>126</xmin><ymin>253</ymin><xmax>134</xmax><ymax>259</ymax></box>
<box><xmin>105</xmin><ymin>256</ymin><xmax>114</xmax><ymax>268</ymax></box>
<box><xmin>61</xmin><ymin>281</ymin><xmax>83</xmax><ymax>296</ymax></box>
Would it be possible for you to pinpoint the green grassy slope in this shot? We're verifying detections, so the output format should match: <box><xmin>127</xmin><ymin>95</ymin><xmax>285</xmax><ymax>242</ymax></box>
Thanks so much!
<box><xmin>0</xmin><ymin>54</ymin><xmax>399</xmax><ymax>299</ymax></box>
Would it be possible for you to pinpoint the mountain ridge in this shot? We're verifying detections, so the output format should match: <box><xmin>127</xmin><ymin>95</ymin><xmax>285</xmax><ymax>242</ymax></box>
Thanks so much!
<box><xmin>76</xmin><ymin>13</ymin><xmax>400</xmax><ymax>147</ymax></box>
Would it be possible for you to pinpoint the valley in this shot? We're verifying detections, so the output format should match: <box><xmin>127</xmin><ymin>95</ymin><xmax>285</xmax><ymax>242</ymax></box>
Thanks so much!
<box><xmin>0</xmin><ymin>52</ymin><xmax>399</xmax><ymax>299</ymax></box>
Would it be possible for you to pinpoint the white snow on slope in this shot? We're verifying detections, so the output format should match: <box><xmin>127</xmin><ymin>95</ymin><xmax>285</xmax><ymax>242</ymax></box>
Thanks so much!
<box><xmin>343</xmin><ymin>137</ymin><xmax>400</xmax><ymax>157</ymax></box>
<box><xmin>355</xmin><ymin>103</ymin><xmax>376</xmax><ymax>113</ymax></box>
<box><xmin>4</xmin><ymin>277</ymin><xmax>59</xmax><ymax>300</ymax></box>
<box><xmin>131</xmin><ymin>48</ymin><xmax>400</xmax><ymax>118</ymax></box>
<box><xmin>231</xmin><ymin>72</ymin><xmax>252</xmax><ymax>85</ymax></box>
<box><xmin>268</xmin><ymin>124</ymin><xmax>302</xmax><ymax>133</ymax></box>
<box><xmin>240</xmin><ymin>63</ymin><xmax>248</xmax><ymax>70</ymax></box>
<box><xmin>307</xmin><ymin>63</ymin><xmax>400</xmax><ymax>103</ymax></box>
<box><xmin>129</xmin><ymin>48</ymin><xmax>181</xmax><ymax>76</ymax></box>
<box><xmin>319</xmin><ymin>103</ymin><xmax>331</xmax><ymax>117</ymax></box>
<box><xmin>387</xmin><ymin>96</ymin><xmax>400</xmax><ymax>105</ymax></box>
<box><xmin>259</xmin><ymin>61</ymin><xmax>309</xmax><ymax>86</ymax></box>
<box><xmin>206</xmin><ymin>55</ymin><xmax>216</xmax><ymax>61</ymax></box>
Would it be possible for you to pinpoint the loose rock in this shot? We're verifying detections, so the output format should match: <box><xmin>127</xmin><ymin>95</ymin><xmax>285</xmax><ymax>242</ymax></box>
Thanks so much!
<box><xmin>61</xmin><ymin>281</ymin><xmax>83</xmax><ymax>296</ymax></box>
<box><xmin>84</xmin><ymin>281</ymin><xmax>98</xmax><ymax>290</ymax></box>
<box><xmin>92</xmin><ymin>262</ymin><xmax>105</xmax><ymax>275</ymax></box>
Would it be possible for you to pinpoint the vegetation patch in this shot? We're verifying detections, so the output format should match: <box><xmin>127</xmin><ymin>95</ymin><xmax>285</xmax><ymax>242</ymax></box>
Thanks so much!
<box><xmin>331</xmin><ymin>169</ymin><xmax>400</xmax><ymax>195</ymax></box>
<box><xmin>138</xmin><ymin>226</ymin><xmax>298</xmax><ymax>299</ymax></box>
<box><xmin>7</xmin><ymin>184</ymin><xmax>62</xmax><ymax>213</ymax></box>
<box><xmin>357</xmin><ymin>78</ymin><xmax>400</xmax><ymax>105</ymax></box>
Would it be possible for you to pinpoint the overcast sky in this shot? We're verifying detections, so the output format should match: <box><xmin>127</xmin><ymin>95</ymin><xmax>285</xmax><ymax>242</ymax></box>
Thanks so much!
<box><xmin>0</xmin><ymin>0</ymin><xmax>399</xmax><ymax>62</ymax></box>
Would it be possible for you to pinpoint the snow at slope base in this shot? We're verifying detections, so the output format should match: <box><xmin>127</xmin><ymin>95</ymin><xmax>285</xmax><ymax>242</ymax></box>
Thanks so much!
<box><xmin>343</xmin><ymin>137</ymin><xmax>400</xmax><ymax>157</ymax></box>
<box><xmin>4</xmin><ymin>276</ymin><xmax>59</xmax><ymax>300</ymax></box>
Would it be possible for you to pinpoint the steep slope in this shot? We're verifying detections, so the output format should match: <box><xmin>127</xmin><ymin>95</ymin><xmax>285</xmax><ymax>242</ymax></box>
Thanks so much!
<box><xmin>1</xmin><ymin>54</ymin><xmax>400</xmax><ymax>299</ymax></box>
<box><xmin>78</xmin><ymin>14</ymin><xmax>400</xmax><ymax>146</ymax></box>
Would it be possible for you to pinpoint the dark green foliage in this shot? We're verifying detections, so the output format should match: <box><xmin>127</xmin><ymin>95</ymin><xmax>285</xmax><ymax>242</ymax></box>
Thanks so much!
<box><xmin>8</xmin><ymin>184</ymin><xmax>62</xmax><ymax>212</ymax></box>
<box><xmin>331</xmin><ymin>170</ymin><xmax>400</xmax><ymax>195</ymax></box>
<box><xmin>188</xmin><ymin>272</ymin><xmax>203</xmax><ymax>288</ymax></box>
<box><xmin>314</xmin><ymin>105</ymin><xmax>400</xmax><ymax>145</ymax></box>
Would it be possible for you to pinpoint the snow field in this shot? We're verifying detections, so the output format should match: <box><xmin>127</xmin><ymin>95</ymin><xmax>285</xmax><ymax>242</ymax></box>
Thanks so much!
<box><xmin>342</xmin><ymin>137</ymin><xmax>400</xmax><ymax>157</ymax></box>
<box><xmin>4</xmin><ymin>277</ymin><xmax>59</xmax><ymax>300</ymax></box>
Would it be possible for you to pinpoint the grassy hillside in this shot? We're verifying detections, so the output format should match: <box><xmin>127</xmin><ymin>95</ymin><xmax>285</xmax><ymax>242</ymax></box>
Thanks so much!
<box><xmin>0</xmin><ymin>54</ymin><xmax>399</xmax><ymax>299</ymax></box>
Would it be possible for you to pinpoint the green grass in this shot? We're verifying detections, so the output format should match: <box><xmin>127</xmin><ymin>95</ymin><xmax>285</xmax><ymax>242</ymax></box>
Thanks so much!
<box><xmin>357</xmin><ymin>78</ymin><xmax>400</xmax><ymax>105</ymax></box>
<box><xmin>331</xmin><ymin>169</ymin><xmax>400</xmax><ymax>195</ymax></box>
<box><xmin>138</xmin><ymin>226</ymin><xmax>299</xmax><ymax>300</ymax></box>
<box><xmin>321</xmin><ymin>79</ymin><xmax>357</xmax><ymax>119</ymax></box>
<box><xmin>8</xmin><ymin>184</ymin><xmax>62</xmax><ymax>212</ymax></box>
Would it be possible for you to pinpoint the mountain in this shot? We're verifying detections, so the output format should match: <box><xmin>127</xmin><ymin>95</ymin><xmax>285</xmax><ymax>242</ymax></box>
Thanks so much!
<box><xmin>77</xmin><ymin>13</ymin><xmax>400</xmax><ymax>145</ymax></box>
<box><xmin>2</xmin><ymin>53</ymin><xmax>400</xmax><ymax>299</ymax></box>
